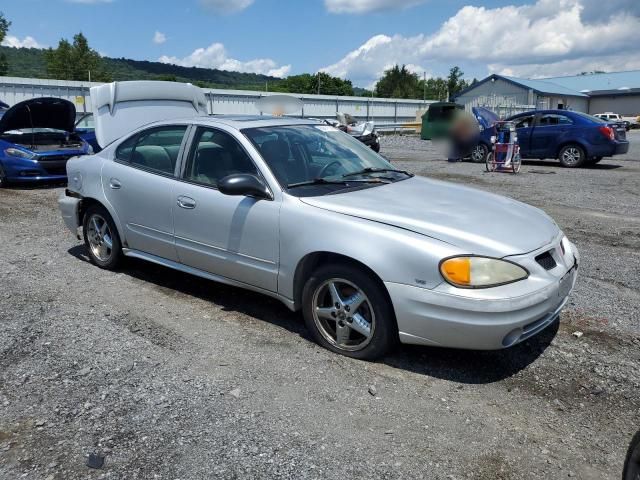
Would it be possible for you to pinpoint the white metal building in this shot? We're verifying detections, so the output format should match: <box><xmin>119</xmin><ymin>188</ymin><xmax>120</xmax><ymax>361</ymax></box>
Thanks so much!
<box><xmin>0</xmin><ymin>76</ymin><xmax>432</xmax><ymax>124</ymax></box>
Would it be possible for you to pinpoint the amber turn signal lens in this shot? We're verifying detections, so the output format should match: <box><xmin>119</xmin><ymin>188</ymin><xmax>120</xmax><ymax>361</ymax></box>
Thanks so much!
<box><xmin>440</xmin><ymin>257</ymin><xmax>471</xmax><ymax>286</ymax></box>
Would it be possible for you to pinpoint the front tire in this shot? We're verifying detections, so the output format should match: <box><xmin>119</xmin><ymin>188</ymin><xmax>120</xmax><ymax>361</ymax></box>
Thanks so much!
<box><xmin>558</xmin><ymin>144</ymin><xmax>586</xmax><ymax>168</ymax></box>
<box><xmin>471</xmin><ymin>143</ymin><xmax>488</xmax><ymax>163</ymax></box>
<box><xmin>0</xmin><ymin>163</ymin><xmax>8</xmax><ymax>188</ymax></box>
<box><xmin>83</xmin><ymin>205</ymin><xmax>122</xmax><ymax>270</ymax></box>
<box><xmin>302</xmin><ymin>263</ymin><xmax>397</xmax><ymax>360</ymax></box>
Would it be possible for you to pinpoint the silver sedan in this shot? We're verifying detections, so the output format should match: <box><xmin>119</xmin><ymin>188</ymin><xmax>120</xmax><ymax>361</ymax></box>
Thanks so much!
<box><xmin>59</xmin><ymin>81</ymin><xmax>579</xmax><ymax>360</ymax></box>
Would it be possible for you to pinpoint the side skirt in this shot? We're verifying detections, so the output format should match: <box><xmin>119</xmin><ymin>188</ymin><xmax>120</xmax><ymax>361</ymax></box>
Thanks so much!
<box><xmin>122</xmin><ymin>248</ymin><xmax>296</xmax><ymax>311</ymax></box>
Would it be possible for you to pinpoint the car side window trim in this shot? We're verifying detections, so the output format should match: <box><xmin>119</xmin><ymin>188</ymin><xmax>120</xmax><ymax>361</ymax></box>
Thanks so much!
<box><xmin>113</xmin><ymin>124</ymin><xmax>190</xmax><ymax>178</ymax></box>
<box><xmin>177</xmin><ymin>125</ymin><xmax>274</xmax><ymax>199</ymax></box>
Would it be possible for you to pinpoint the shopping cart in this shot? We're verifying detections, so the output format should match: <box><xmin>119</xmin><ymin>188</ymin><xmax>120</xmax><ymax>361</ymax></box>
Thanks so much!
<box><xmin>485</xmin><ymin>121</ymin><xmax>521</xmax><ymax>174</ymax></box>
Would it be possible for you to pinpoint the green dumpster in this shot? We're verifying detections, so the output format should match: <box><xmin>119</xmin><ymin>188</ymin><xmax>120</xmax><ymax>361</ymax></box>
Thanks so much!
<box><xmin>421</xmin><ymin>102</ymin><xmax>464</xmax><ymax>140</ymax></box>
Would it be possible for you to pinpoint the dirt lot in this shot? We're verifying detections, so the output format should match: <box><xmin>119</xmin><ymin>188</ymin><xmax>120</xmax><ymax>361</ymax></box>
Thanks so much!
<box><xmin>1</xmin><ymin>132</ymin><xmax>639</xmax><ymax>479</ymax></box>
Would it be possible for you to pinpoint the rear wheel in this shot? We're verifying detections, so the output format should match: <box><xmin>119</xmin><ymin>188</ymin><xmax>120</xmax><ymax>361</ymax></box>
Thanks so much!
<box><xmin>302</xmin><ymin>263</ymin><xmax>397</xmax><ymax>360</ymax></box>
<box><xmin>512</xmin><ymin>153</ymin><xmax>522</xmax><ymax>174</ymax></box>
<box><xmin>83</xmin><ymin>205</ymin><xmax>122</xmax><ymax>270</ymax></box>
<box><xmin>558</xmin><ymin>144</ymin><xmax>586</xmax><ymax>168</ymax></box>
<box><xmin>471</xmin><ymin>143</ymin><xmax>488</xmax><ymax>163</ymax></box>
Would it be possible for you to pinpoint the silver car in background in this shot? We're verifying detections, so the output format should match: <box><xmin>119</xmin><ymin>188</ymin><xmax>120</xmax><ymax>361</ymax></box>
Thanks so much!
<box><xmin>59</xmin><ymin>81</ymin><xmax>579</xmax><ymax>360</ymax></box>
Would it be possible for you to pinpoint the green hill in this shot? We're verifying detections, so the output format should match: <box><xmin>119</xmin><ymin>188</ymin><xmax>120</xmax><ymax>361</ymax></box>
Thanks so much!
<box><xmin>0</xmin><ymin>46</ymin><xmax>284</xmax><ymax>90</ymax></box>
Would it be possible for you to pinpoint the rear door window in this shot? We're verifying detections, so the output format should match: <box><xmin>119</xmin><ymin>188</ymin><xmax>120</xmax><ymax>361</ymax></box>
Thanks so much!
<box><xmin>115</xmin><ymin>125</ymin><xmax>188</xmax><ymax>176</ymax></box>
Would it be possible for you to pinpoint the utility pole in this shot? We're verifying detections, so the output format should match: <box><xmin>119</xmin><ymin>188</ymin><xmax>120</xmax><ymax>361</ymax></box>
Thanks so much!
<box><xmin>317</xmin><ymin>72</ymin><xmax>321</xmax><ymax>95</ymax></box>
<box><xmin>423</xmin><ymin>71</ymin><xmax>426</xmax><ymax>102</ymax></box>
<box><xmin>88</xmin><ymin>70</ymin><xmax>91</xmax><ymax>83</ymax></box>
<box><xmin>265</xmin><ymin>81</ymin><xmax>268</xmax><ymax>92</ymax></box>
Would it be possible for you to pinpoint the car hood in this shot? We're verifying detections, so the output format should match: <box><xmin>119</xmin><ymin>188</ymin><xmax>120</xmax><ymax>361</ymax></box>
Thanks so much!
<box><xmin>472</xmin><ymin>107</ymin><xmax>500</xmax><ymax>129</ymax></box>
<box><xmin>0</xmin><ymin>97</ymin><xmax>76</xmax><ymax>134</ymax></box>
<box><xmin>300</xmin><ymin>176</ymin><xmax>559</xmax><ymax>257</ymax></box>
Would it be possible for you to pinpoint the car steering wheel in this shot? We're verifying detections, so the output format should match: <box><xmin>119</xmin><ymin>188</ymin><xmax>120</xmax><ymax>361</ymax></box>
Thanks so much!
<box><xmin>318</xmin><ymin>161</ymin><xmax>343</xmax><ymax>178</ymax></box>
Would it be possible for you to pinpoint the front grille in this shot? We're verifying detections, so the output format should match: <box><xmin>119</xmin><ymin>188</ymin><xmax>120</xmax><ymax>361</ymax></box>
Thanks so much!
<box><xmin>37</xmin><ymin>154</ymin><xmax>75</xmax><ymax>162</ymax></box>
<box><xmin>535</xmin><ymin>251</ymin><xmax>557</xmax><ymax>270</ymax></box>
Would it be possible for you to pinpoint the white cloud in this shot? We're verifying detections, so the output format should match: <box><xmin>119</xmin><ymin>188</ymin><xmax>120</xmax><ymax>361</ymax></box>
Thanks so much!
<box><xmin>1</xmin><ymin>35</ymin><xmax>45</xmax><ymax>49</ymax></box>
<box><xmin>159</xmin><ymin>42</ymin><xmax>291</xmax><ymax>78</ymax></box>
<box><xmin>153</xmin><ymin>31</ymin><xmax>167</xmax><ymax>45</ymax></box>
<box><xmin>198</xmin><ymin>0</ymin><xmax>254</xmax><ymax>14</ymax></box>
<box><xmin>321</xmin><ymin>0</ymin><xmax>640</xmax><ymax>85</ymax></box>
<box><xmin>325</xmin><ymin>0</ymin><xmax>427</xmax><ymax>14</ymax></box>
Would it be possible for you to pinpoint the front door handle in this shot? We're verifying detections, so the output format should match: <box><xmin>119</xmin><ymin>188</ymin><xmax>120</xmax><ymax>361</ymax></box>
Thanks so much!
<box><xmin>177</xmin><ymin>195</ymin><xmax>196</xmax><ymax>209</ymax></box>
<box><xmin>109</xmin><ymin>178</ymin><xmax>121</xmax><ymax>190</ymax></box>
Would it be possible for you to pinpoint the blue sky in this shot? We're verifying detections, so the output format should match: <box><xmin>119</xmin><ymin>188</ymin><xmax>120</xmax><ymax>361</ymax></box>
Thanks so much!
<box><xmin>2</xmin><ymin>0</ymin><xmax>640</xmax><ymax>87</ymax></box>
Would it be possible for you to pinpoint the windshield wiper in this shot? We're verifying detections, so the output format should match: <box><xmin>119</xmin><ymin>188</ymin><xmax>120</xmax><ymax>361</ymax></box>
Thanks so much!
<box><xmin>342</xmin><ymin>167</ymin><xmax>414</xmax><ymax>179</ymax></box>
<box><xmin>287</xmin><ymin>177</ymin><xmax>390</xmax><ymax>189</ymax></box>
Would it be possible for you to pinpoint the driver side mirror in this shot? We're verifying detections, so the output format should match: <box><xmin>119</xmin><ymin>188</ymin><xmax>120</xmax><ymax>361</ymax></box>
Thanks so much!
<box><xmin>218</xmin><ymin>174</ymin><xmax>272</xmax><ymax>200</ymax></box>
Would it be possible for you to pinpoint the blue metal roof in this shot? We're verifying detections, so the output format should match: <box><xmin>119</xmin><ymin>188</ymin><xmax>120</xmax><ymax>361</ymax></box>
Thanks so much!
<box><xmin>500</xmin><ymin>76</ymin><xmax>588</xmax><ymax>97</ymax></box>
<box><xmin>539</xmin><ymin>70</ymin><xmax>640</xmax><ymax>93</ymax></box>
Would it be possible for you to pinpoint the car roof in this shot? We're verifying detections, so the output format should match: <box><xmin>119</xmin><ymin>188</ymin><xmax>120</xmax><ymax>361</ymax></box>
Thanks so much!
<box><xmin>144</xmin><ymin>115</ymin><xmax>321</xmax><ymax>130</ymax></box>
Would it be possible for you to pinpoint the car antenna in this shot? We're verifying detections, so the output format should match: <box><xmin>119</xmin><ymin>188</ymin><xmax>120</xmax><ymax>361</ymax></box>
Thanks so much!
<box><xmin>25</xmin><ymin>104</ymin><xmax>36</xmax><ymax>150</ymax></box>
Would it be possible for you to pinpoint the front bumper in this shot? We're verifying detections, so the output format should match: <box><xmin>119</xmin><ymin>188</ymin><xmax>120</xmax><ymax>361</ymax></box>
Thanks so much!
<box><xmin>389</xmin><ymin>239</ymin><xmax>579</xmax><ymax>350</ymax></box>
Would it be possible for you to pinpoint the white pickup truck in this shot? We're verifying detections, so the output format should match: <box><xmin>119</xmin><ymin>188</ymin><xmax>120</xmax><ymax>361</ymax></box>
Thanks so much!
<box><xmin>593</xmin><ymin>112</ymin><xmax>638</xmax><ymax>131</ymax></box>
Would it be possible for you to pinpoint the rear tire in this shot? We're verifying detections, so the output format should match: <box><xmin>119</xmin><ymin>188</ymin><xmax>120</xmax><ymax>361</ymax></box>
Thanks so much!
<box><xmin>471</xmin><ymin>143</ymin><xmax>488</xmax><ymax>163</ymax></box>
<box><xmin>558</xmin><ymin>144</ymin><xmax>586</xmax><ymax>168</ymax></box>
<box><xmin>302</xmin><ymin>263</ymin><xmax>397</xmax><ymax>360</ymax></box>
<box><xmin>83</xmin><ymin>204</ymin><xmax>122</xmax><ymax>270</ymax></box>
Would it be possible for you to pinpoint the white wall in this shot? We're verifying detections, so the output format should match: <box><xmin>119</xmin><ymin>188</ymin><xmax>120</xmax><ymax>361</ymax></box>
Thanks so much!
<box><xmin>0</xmin><ymin>76</ymin><xmax>432</xmax><ymax>124</ymax></box>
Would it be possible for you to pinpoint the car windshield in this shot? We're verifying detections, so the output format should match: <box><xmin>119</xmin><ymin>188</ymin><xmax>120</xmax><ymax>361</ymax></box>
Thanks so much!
<box><xmin>243</xmin><ymin>124</ymin><xmax>411</xmax><ymax>196</ymax></box>
<box><xmin>75</xmin><ymin>114</ymin><xmax>95</xmax><ymax>130</ymax></box>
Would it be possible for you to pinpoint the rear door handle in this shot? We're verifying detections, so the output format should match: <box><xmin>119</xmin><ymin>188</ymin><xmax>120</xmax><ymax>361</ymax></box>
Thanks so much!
<box><xmin>177</xmin><ymin>195</ymin><xmax>196</xmax><ymax>209</ymax></box>
<box><xmin>109</xmin><ymin>178</ymin><xmax>121</xmax><ymax>190</ymax></box>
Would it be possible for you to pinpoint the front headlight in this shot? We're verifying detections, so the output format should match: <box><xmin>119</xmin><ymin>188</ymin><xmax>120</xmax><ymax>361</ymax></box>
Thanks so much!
<box><xmin>5</xmin><ymin>147</ymin><xmax>36</xmax><ymax>160</ymax></box>
<box><xmin>440</xmin><ymin>256</ymin><xmax>529</xmax><ymax>288</ymax></box>
<box><xmin>560</xmin><ymin>236</ymin><xmax>572</xmax><ymax>257</ymax></box>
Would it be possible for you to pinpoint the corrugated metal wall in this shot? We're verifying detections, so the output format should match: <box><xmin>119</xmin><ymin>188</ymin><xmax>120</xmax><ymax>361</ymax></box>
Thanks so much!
<box><xmin>456</xmin><ymin>77</ymin><xmax>590</xmax><ymax>116</ymax></box>
<box><xmin>0</xmin><ymin>76</ymin><xmax>432</xmax><ymax>123</ymax></box>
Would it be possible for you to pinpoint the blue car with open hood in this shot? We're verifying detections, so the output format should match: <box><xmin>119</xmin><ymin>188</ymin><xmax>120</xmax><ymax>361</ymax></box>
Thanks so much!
<box><xmin>0</xmin><ymin>97</ymin><xmax>92</xmax><ymax>187</ymax></box>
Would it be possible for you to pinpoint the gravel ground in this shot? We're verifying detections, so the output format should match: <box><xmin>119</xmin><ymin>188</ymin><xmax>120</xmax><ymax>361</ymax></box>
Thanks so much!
<box><xmin>1</xmin><ymin>132</ymin><xmax>639</xmax><ymax>479</ymax></box>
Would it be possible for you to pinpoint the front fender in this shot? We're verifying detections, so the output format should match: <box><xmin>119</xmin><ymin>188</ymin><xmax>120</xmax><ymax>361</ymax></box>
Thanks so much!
<box><xmin>278</xmin><ymin>196</ymin><xmax>460</xmax><ymax>301</ymax></box>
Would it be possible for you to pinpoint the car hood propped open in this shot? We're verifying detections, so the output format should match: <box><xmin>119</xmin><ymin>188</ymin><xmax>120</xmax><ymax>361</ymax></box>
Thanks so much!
<box><xmin>0</xmin><ymin>97</ymin><xmax>76</xmax><ymax>134</ymax></box>
<box><xmin>300</xmin><ymin>176</ymin><xmax>559</xmax><ymax>258</ymax></box>
<box><xmin>472</xmin><ymin>106</ymin><xmax>500</xmax><ymax>130</ymax></box>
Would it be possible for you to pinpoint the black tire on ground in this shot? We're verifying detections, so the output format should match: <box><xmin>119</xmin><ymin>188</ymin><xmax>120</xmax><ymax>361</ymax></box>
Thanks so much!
<box><xmin>82</xmin><ymin>204</ymin><xmax>123</xmax><ymax>270</ymax></box>
<box><xmin>623</xmin><ymin>430</ymin><xmax>640</xmax><ymax>480</ymax></box>
<box><xmin>0</xmin><ymin>163</ymin><xmax>8</xmax><ymax>188</ymax></box>
<box><xmin>471</xmin><ymin>143</ymin><xmax>488</xmax><ymax>163</ymax></box>
<box><xmin>558</xmin><ymin>144</ymin><xmax>586</xmax><ymax>168</ymax></box>
<box><xmin>372</xmin><ymin>142</ymin><xmax>381</xmax><ymax>153</ymax></box>
<box><xmin>301</xmin><ymin>262</ymin><xmax>397</xmax><ymax>360</ymax></box>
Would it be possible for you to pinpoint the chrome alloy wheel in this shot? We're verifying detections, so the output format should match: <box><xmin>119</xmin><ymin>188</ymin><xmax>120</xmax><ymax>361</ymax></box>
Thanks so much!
<box><xmin>471</xmin><ymin>144</ymin><xmax>486</xmax><ymax>163</ymax></box>
<box><xmin>561</xmin><ymin>147</ymin><xmax>582</xmax><ymax>166</ymax></box>
<box><xmin>312</xmin><ymin>278</ymin><xmax>375</xmax><ymax>352</ymax></box>
<box><xmin>86</xmin><ymin>213</ymin><xmax>114</xmax><ymax>262</ymax></box>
